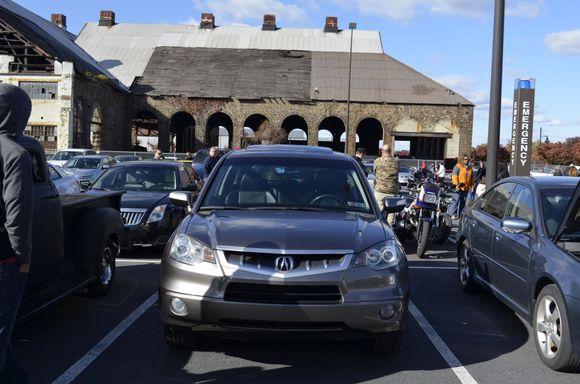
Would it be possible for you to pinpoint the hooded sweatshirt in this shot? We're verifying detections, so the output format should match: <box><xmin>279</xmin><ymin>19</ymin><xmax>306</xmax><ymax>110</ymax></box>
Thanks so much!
<box><xmin>0</xmin><ymin>84</ymin><xmax>33</xmax><ymax>264</ymax></box>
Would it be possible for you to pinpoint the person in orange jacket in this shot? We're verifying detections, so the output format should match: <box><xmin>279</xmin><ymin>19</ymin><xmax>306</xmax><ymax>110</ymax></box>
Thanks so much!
<box><xmin>449</xmin><ymin>154</ymin><xmax>474</xmax><ymax>219</ymax></box>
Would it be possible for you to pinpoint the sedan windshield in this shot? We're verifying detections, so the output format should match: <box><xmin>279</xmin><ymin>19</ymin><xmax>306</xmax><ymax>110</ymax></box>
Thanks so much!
<box><xmin>540</xmin><ymin>187</ymin><xmax>574</xmax><ymax>238</ymax></box>
<box><xmin>52</xmin><ymin>151</ymin><xmax>83</xmax><ymax>161</ymax></box>
<box><xmin>92</xmin><ymin>166</ymin><xmax>178</xmax><ymax>191</ymax></box>
<box><xmin>63</xmin><ymin>158</ymin><xmax>101</xmax><ymax>169</ymax></box>
<box><xmin>200</xmin><ymin>156</ymin><xmax>373</xmax><ymax>213</ymax></box>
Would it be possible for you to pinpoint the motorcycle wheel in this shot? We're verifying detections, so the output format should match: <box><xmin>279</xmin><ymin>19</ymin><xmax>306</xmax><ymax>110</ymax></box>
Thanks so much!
<box><xmin>416</xmin><ymin>220</ymin><xmax>431</xmax><ymax>259</ymax></box>
<box><xmin>432</xmin><ymin>215</ymin><xmax>452</xmax><ymax>244</ymax></box>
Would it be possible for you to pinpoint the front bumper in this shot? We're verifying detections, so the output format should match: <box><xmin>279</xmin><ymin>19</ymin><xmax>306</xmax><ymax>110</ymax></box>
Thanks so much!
<box><xmin>122</xmin><ymin>221</ymin><xmax>172</xmax><ymax>248</ymax></box>
<box><xmin>159</xmin><ymin>255</ymin><xmax>409</xmax><ymax>336</ymax></box>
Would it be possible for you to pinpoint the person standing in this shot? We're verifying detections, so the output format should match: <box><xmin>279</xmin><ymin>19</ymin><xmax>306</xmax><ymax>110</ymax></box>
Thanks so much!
<box><xmin>153</xmin><ymin>149</ymin><xmax>165</xmax><ymax>160</ymax></box>
<box><xmin>374</xmin><ymin>144</ymin><xmax>399</xmax><ymax>224</ymax></box>
<box><xmin>203</xmin><ymin>146</ymin><xmax>220</xmax><ymax>178</ymax></box>
<box><xmin>352</xmin><ymin>147</ymin><xmax>369</xmax><ymax>175</ymax></box>
<box><xmin>0</xmin><ymin>84</ymin><xmax>33</xmax><ymax>384</ymax></box>
<box><xmin>436</xmin><ymin>161</ymin><xmax>446</xmax><ymax>184</ymax></box>
<box><xmin>450</xmin><ymin>154</ymin><xmax>473</xmax><ymax>219</ymax></box>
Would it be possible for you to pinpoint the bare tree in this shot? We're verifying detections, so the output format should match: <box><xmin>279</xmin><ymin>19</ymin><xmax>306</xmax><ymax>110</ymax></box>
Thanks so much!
<box><xmin>252</xmin><ymin>121</ymin><xmax>287</xmax><ymax>145</ymax></box>
<box><xmin>166</xmin><ymin>95</ymin><xmax>226</xmax><ymax>118</ymax></box>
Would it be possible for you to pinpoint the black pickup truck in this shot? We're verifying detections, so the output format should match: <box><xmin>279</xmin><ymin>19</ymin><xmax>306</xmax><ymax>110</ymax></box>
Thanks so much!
<box><xmin>19</xmin><ymin>136</ymin><xmax>124</xmax><ymax>318</ymax></box>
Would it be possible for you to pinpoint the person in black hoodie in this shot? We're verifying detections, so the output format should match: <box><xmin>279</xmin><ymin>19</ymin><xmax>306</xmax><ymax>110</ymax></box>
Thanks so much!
<box><xmin>0</xmin><ymin>84</ymin><xmax>33</xmax><ymax>384</ymax></box>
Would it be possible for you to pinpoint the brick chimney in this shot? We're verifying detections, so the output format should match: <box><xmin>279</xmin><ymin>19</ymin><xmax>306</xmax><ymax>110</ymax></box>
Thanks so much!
<box><xmin>51</xmin><ymin>14</ymin><xmax>67</xmax><ymax>30</ymax></box>
<box><xmin>200</xmin><ymin>13</ymin><xmax>215</xmax><ymax>29</ymax></box>
<box><xmin>324</xmin><ymin>16</ymin><xmax>338</xmax><ymax>33</ymax></box>
<box><xmin>99</xmin><ymin>10</ymin><xmax>116</xmax><ymax>27</ymax></box>
<box><xmin>262</xmin><ymin>14</ymin><xmax>276</xmax><ymax>31</ymax></box>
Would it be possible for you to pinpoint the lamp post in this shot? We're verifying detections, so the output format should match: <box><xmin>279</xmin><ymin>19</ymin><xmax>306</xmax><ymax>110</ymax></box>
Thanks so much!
<box><xmin>345</xmin><ymin>22</ymin><xmax>356</xmax><ymax>154</ymax></box>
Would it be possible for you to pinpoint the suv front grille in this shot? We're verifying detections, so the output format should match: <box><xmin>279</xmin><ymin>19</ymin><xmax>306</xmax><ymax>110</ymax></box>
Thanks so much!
<box><xmin>224</xmin><ymin>251</ymin><xmax>346</xmax><ymax>273</ymax></box>
<box><xmin>224</xmin><ymin>283</ymin><xmax>342</xmax><ymax>304</ymax></box>
<box><xmin>121</xmin><ymin>208</ymin><xmax>147</xmax><ymax>226</ymax></box>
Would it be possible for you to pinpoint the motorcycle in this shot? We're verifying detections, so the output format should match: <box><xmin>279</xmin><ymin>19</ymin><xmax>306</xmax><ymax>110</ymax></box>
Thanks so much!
<box><xmin>388</xmin><ymin>178</ymin><xmax>451</xmax><ymax>258</ymax></box>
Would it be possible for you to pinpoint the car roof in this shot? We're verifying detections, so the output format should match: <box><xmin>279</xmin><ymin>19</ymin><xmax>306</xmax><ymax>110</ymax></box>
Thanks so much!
<box><xmin>113</xmin><ymin>160</ymin><xmax>180</xmax><ymax>167</ymax></box>
<box><xmin>69</xmin><ymin>154</ymin><xmax>109</xmax><ymax>159</ymax></box>
<box><xmin>227</xmin><ymin>145</ymin><xmax>350</xmax><ymax>161</ymax></box>
<box><xmin>500</xmin><ymin>176</ymin><xmax>579</xmax><ymax>189</ymax></box>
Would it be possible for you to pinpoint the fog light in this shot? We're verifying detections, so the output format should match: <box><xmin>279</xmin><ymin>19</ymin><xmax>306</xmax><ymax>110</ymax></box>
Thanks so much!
<box><xmin>378</xmin><ymin>304</ymin><xmax>396</xmax><ymax>320</ymax></box>
<box><xmin>169</xmin><ymin>297</ymin><xmax>188</xmax><ymax>316</ymax></box>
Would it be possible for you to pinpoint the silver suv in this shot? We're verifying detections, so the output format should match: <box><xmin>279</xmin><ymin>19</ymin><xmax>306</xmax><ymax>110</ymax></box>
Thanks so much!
<box><xmin>159</xmin><ymin>145</ymin><xmax>409</xmax><ymax>355</ymax></box>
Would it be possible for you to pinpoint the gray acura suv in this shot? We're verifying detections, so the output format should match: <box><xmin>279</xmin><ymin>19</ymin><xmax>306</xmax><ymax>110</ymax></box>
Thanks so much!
<box><xmin>159</xmin><ymin>145</ymin><xmax>409</xmax><ymax>355</ymax></box>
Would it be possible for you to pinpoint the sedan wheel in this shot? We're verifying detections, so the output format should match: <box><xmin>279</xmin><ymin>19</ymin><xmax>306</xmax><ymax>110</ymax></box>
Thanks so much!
<box><xmin>533</xmin><ymin>285</ymin><xmax>580</xmax><ymax>371</ymax></box>
<box><xmin>458</xmin><ymin>239</ymin><xmax>477</xmax><ymax>293</ymax></box>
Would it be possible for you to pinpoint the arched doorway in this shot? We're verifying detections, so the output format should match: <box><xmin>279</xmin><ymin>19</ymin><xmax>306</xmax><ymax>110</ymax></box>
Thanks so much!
<box><xmin>356</xmin><ymin>118</ymin><xmax>383</xmax><ymax>156</ymax></box>
<box><xmin>131</xmin><ymin>110</ymin><xmax>159</xmax><ymax>152</ymax></box>
<box><xmin>170</xmin><ymin>112</ymin><xmax>196</xmax><ymax>153</ymax></box>
<box><xmin>243</xmin><ymin>114</ymin><xmax>269</xmax><ymax>147</ymax></box>
<box><xmin>90</xmin><ymin>105</ymin><xmax>102</xmax><ymax>150</ymax></box>
<box><xmin>282</xmin><ymin>115</ymin><xmax>308</xmax><ymax>145</ymax></box>
<box><xmin>206</xmin><ymin>112</ymin><xmax>233</xmax><ymax>148</ymax></box>
<box><xmin>318</xmin><ymin>116</ymin><xmax>345</xmax><ymax>152</ymax></box>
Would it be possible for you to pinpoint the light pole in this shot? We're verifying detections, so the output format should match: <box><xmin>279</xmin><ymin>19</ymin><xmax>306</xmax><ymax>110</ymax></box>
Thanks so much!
<box><xmin>345</xmin><ymin>22</ymin><xmax>356</xmax><ymax>154</ymax></box>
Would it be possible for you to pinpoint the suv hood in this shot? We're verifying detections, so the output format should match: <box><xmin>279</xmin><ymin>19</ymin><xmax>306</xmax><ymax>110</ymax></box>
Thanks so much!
<box><xmin>121</xmin><ymin>191</ymin><xmax>168</xmax><ymax>209</ymax></box>
<box><xmin>186</xmin><ymin>210</ymin><xmax>388</xmax><ymax>253</ymax></box>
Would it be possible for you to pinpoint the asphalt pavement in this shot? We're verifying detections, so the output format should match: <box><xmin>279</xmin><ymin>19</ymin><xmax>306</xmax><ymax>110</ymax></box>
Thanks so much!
<box><xmin>12</xmin><ymin>233</ymin><xmax>580</xmax><ymax>384</ymax></box>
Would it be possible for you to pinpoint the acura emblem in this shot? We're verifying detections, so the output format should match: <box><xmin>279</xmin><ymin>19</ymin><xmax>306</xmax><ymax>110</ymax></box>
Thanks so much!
<box><xmin>275</xmin><ymin>256</ymin><xmax>294</xmax><ymax>272</ymax></box>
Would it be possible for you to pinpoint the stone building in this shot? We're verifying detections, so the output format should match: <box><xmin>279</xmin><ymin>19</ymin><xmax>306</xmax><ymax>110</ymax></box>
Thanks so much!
<box><xmin>0</xmin><ymin>1</ymin><xmax>130</xmax><ymax>153</ymax></box>
<box><xmin>77</xmin><ymin>12</ymin><xmax>474</xmax><ymax>158</ymax></box>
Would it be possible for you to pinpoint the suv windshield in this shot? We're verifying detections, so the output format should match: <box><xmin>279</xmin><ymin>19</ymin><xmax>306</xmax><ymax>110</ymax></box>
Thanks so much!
<box><xmin>200</xmin><ymin>156</ymin><xmax>373</xmax><ymax>213</ymax></box>
<box><xmin>93</xmin><ymin>166</ymin><xmax>177</xmax><ymax>191</ymax></box>
<box><xmin>63</xmin><ymin>157</ymin><xmax>101</xmax><ymax>169</ymax></box>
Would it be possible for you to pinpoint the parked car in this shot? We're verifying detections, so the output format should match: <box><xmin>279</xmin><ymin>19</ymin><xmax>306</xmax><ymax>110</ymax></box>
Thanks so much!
<box><xmin>20</xmin><ymin>136</ymin><xmax>124</xmax><ymax>318</ymax></box>
<box><xmin>192</xmin><ymin>147</ymin><xmax>230</xmax><ymax>178</ymax></box>
<box><xmin>114</xmin><ymin>154</ymin><xmax>143</xmax><ymax>162</ymax></box>
<box><xmin>159</xmin><ymin>145</ymin><xmax>409</xmax><ymax>355</ymax></box>
<box><xmin>398</xmin><ymin>167</ymin><xmax>411</xmax><ymax>187</ymax></box>
<box><xmin>48</xmin><ymin>163</ymin><xmax>81</xmax><ymax>194</ymax></box>
<box><xmin>48</xmin><ymin>148</ymin><xmax>97</xmax><ymax>167</ymax></box>
<box><xmin>457</xmin><ymin>176</ymin><xmax>580</xmax><ymax>371</ymax></box>
<box><xmin>90</xmin><ymin>161</ymin><xmax>199</xmax><ymax>249</ymax></box>
<box><xmin>62</xmin><ymin>155</ymin><xmax>116</xmax><ymax>189</ymax></box>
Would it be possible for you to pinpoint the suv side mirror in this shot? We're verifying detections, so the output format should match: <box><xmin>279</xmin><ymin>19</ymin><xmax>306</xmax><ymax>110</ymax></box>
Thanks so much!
<box><xmin>169</xmin><ymin>191</ymin><xmax>192</xmax><ymax>208</ymax></box>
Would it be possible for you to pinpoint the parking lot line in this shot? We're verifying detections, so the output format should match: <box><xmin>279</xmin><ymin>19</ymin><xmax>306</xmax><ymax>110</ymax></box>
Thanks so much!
<box><xmin>409</xmin><ymin>300</ymin><xmax>478</xmax><ymax>384</ymax></box>
<box><xmin>52</xmin><ymin>293</ymin><xmax>158</xmax><ymax>384</ymax></box>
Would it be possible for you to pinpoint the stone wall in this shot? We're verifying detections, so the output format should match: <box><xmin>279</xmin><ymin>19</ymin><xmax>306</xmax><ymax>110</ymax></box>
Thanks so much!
<box><xmin>133</xmin><ymin>95</ymin><xmax>473</xmax><ymax>159</ymax></box>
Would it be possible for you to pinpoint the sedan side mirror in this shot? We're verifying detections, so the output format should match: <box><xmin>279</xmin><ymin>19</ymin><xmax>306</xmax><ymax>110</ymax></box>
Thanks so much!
<box><xmin>169</xmin><ymin>191</ymin><xmax>192</xmax><ymax>208</ymax></box>
<box><xmin>501</xmin><ymin>217</ymin><xmax>532</xmax><ymax>234</ymax></box>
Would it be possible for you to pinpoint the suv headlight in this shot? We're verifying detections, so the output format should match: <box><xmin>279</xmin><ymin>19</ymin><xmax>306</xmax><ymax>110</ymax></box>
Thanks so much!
<box><xmin>146</xmin><ymin>204</ymin><xmax>167</xmax><ymax>223</ymax></box>
<box><xmin>169</xmin><ymin>233</ymin><xmax>216</xmax><ymax>266</ymax></box>
<box><xmin>354</xmin><ymin>240</ymin><xmax>403</xmax><ymax>270</ymax></box>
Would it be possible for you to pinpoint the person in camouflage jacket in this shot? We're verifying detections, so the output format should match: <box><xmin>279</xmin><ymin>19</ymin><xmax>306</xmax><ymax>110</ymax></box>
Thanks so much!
<box><xmin>374</xmin><ymin>144</ymin><xmax>399</xmax><ymax>224</ymax></box>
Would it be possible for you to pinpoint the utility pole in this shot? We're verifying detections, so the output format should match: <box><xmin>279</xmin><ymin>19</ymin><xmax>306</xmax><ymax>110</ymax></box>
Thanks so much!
<box><xmin>486</xmin><ymin>0</ymin><xmax>505</xmax><ymax>185</ymax></box>
<box><xmin>345</xmin><ymin>22</ymin><xmax>356</xmax><ymax>155</ymax></box>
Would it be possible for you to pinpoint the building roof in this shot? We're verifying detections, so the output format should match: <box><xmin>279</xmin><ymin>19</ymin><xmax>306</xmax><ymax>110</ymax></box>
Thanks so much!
<box><xmin>133</xmin><ymin>47</ymin><xmax>472</xmax><ymax>105</ymax></box>
<box><xmin>76</xmin><ymin>23</ymin><xmax>383</xmax><ymax>88</ymax></box>
<box><xmin>0</xmin><ymin>0</ymin><xmax>128</xmax><ymax>92</ymax></box>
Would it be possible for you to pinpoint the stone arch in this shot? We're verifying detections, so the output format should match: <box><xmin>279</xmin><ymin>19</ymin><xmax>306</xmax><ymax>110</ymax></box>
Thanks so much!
<box><xmin>318</xmin><ymin>116</ymin><xmax>345</xmax><ymax>152</ymax></box>
<box><xmin>206</xmin><ymin>112</ymin><xmax>233</xmax><ymax>148</ymax></box>
<box><xmin>131</xmin><ymin>110</ymin><xmax>159</xmax><ymax>152</ymax></box>
<box><xmin>170</xmin><ymin>112</ymin><xmax>196</xmax><ymax>153</ymax></box>
<box><xmin>281</xmin><ymin>115</ymin><xmax>308</xmax><ymax>145</ymax></box>
<box><xmin>89</xmin><ymin>104</ymin><xmax>102</xmax><ymax>150</ymax></box>
<box><xmin>355</xmin><ymin>117</ymin><xmax>383</xmax><ymax>156</ymax></box>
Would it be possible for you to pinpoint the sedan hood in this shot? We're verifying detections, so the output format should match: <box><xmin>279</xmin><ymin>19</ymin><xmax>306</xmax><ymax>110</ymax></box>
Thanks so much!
<box><xmin>121</xmin><ymin>191</ymin><xmax>168</xmax><ymax>209</ymax></box>
<box><xmin>186</xmin><ymin>210</ymin><xmax>388</xmax><ymax>253</ymax></box>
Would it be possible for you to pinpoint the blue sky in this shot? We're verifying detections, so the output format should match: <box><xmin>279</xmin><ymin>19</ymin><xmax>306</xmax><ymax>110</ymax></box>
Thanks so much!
<box><xmin>14</xmin><ymin>0</ymin><xmax>580</xmax><ymax>145</ymax></box>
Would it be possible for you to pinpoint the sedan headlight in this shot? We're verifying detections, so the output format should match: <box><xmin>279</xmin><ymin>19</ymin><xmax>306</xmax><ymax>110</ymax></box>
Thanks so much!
<box><xmin>169</xmin><ymin>233</ymin><xmax>216</xmax><ymax>266</ymax></box>
<box><xmin>146</xmin><ymin>204</ymin><xmax>167</xmax><ymax>223</ymax></box>
<box><xmin>354</xmin><ymin>240</ymin><xmax>403</xmax><ymax>270</ymax></box>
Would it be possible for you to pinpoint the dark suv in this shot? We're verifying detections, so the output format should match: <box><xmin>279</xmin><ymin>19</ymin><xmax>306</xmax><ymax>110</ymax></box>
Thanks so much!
<box><xmin>159</xmin><ymin>145</ymin><xmax>409</xmax><ymax>355</ymax></box>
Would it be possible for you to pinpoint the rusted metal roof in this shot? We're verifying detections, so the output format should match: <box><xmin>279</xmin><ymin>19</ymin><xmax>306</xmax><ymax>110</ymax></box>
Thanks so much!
<box><xmin>311</xmin><ymin>52</ymin><xmax>472</xmax><ymax>105</ymax></box>
<box><xmin>76</xmin><ymin>22</ymin><xmax>383</xmax><ymax>88</ymax></box>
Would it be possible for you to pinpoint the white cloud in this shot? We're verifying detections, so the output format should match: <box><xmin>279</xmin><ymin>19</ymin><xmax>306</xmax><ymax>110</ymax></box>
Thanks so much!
<box><xmin>545</xmin><ymin>29</ymin><xmax>580</xmax><ymax>54</ymax></box>
<box><xmin>535</xmin><ymin>115</ymin><xmax>563</xmax><ymax>126</ymax></box>
<box><xmin>433</xmin><ymin>74</ymin><xmax>489</xmax><ymax>106</ymax></box>
<box><xmin>193</xmin><ymin>0</ymin><xmax>308</xmax><ymax>26</ymax></box>
<box><xmin>356</xmin><ymin>0</ymin><xmax>424</xmax><ymax>21</ymax></box>
<box><xmin>429</xmin><ymin>0</ymin><xmax>489</xmax><ymax>18</ymax></box>
<box><xmin>506</xmin><ymin>0</ymin><xmax>543</xmax><ymax>18</ymax></box>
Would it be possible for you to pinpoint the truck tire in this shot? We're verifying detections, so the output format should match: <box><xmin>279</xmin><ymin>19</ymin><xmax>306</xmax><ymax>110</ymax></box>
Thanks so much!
<box><xmin>86</xmin><ymin>238</ymin><xmax>116</xmax><ymax>297</ymax></box>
